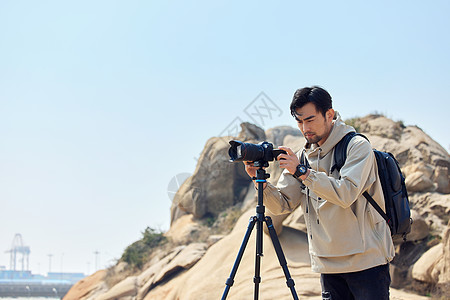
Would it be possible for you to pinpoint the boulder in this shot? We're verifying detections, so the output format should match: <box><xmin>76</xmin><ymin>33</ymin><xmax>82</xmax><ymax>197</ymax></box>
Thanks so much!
<box><xmin>265</xmin><ymin>126</ymin><xmax>302</xmax><ymax>147</ymax></box>
<box><xmin>357</xmin><ymin>114</ymin><xmax>404</xmax><ymax>140</ymax></box>
<box><xmin>439</xmin><ymin>221</ymin><xmax>450</xmax><ymax>283</ymax></box>
<box><xmin>412</xmin><ymin>243</ymin><xmax>444</xmax><ymax>283</ymax></box>
<box><xmin>170</xmin><ymin>136</ymin><xmax>251</xmax><ymax>222</ymax></box>
<box><xmin>152</xmin><ymin>242</ymin><xmax>207</xmax><ymax>284</ymax></box>
<box><xmin>405</xmin><ymin>171</ymin><xmax>435</xmax><ymax>193</ymax></box>
<box><xmin>406</xmin><ymin>210</ymin><xmax>429</xmax><ymax>242</ymax></box>
<box><xmin>134</xmin><ymin>243</ymin><xmax>207</xmax><ymax>299</ymax></box>
<box><xmin>400</xmin><ymin>126</ymin><xmax>449</xmax><ymax>166</ymax></box>
<box><xmin>164</xmin><ymin>214</ymin><xmax>202</xmax><ymax>245</ymax></box>
<box><xmin>207</xmin><ymin>234</ymin><xmax>225</xmax><ymax>246</ymax></box>
<box><xmin>433</xmin><ymin>166</ymin><xmax>450</xmax><ymax>194</ymax></box>
<box><xmin>360</xmin><ymin>118</ymin><xmax>449</xmax><ymax>170</ymax></box>
<box><xmin>389</xmin><ymin>289</ymin><xmax>432</xmax><ymax>300</ymax></box>
<box><xmin>169</xmin><ymin>205</ymin><xmax>188</xmax><ymax>227</ymax></box>
<box><xmin>236</xmin><ymin>122</ymin><xmax>266</xmax><ymax>141</ymax></box>
<box><xmin>63</xmin><ymin>270</ymin><xmax>108</xmax><ymax>300</ymax></box>
<box><xmin>402</xmin><ymin>162</ymin><xmax>434</xmax><ymax>179</ymax></box>
<box><xmin>409</xmin><ymin>193</ymin><xmax>450</xmax><ymax>238</ymax></box>
<box><xmin>136</xmin><ymin>246</ymin><xmax>184</xmax><ymax>299</ymax></box>
<box><xmin>436</xmin><ymin>221</ymin><xmax>450</xmax><ymax>298</ymax></box>
<box><xmin>283</xmin><ymin>134</ymin><xmax>306</xmax><ymax>153</ymax></box>
<box><xmin>96</xmin><ymin>276</ymin><xmax>137</xmax><ymax>300</ymax></box>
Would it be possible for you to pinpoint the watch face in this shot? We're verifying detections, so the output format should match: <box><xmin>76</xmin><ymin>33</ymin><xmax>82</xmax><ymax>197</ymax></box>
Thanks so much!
<box><xmin>299</xmin><ymin>165</ymin><xmax>307</xmax><ymax>174</ymax></box>
<box><xmin>294</xmin><ymin>164</ymin><xmax>307</xmax><ymax>178</ymax></box>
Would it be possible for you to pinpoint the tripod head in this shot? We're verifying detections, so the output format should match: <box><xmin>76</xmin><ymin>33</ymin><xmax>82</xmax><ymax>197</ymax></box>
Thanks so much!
<box><xmin>250</xmin><ymin>161</ymin><xmax>270</xmax><ymax>181</ymax></box>
<box><xmin>252</xmin><ymin>160</ymin><xmax>270</xmax><ymax>168</ymax></box>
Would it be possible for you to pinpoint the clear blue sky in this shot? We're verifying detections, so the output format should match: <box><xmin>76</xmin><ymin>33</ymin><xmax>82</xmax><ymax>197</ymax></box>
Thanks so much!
<box><xmin>1</xmin><ymin>1</ymin><xmax>449</xmax><ymax>275</ymax></box>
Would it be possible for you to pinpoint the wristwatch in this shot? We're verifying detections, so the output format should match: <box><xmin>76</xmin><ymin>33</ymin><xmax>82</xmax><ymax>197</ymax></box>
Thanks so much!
<box><xmin>293</xmin><ymin>164</ymin><xmax>308</xmax><ymax>179</ymax></box>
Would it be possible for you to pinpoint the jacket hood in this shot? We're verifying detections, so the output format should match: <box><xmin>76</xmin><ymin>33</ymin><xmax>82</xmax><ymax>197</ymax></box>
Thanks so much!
<box><xmin>305</xmin><ymin>111</ymin><xmax>355</xmax><ymax>158</ymax></box>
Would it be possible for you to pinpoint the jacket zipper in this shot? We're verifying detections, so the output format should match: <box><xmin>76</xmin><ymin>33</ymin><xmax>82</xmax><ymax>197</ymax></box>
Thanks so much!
<box><xmin>306</xmin><ymin>147</ymin><xmax>322</xmax><ymax>240</ymax></box>
<box><xmin>315</xmin><ymin>148</ymin><xmax>322</xmax><ymax>225</ymax></box>
<box><xmin>306</xmin><ymin>189</ymin><xmax>312</xmax><ymax>239</ymax></box>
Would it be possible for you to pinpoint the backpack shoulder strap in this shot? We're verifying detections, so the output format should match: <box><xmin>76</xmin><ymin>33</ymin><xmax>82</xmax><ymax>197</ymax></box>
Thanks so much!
<box><xmin>362</xmin><ymin>191</ymin><xmax>390</xmax><ymax>224</ymax></box>
<box><xmin>331</xmin><ymin>132</ymin><xmax>369</xmax><ymax>173</ymax></box>
<box><xmin>330</xmin><ymin>132</ymin><xmax>393</xmax><ymax>230</ymax></box>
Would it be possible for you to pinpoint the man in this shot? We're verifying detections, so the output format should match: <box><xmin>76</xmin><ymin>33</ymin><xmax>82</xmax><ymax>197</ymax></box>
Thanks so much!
<box><xmin>245</xmin><ymin>86</ymin><xmax>395</xmax><ymax>300</ymax></box>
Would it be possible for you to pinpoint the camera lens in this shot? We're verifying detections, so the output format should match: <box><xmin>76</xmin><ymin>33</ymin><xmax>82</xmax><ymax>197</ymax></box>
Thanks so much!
<box><xmin>229</xmin><ymin>140</ymin><xmax>265</xmax><ymax>162</ymax></box>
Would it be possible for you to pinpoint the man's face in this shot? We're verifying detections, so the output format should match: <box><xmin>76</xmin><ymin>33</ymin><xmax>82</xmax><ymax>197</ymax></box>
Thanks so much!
<box><xmin>294</xmin><ymin>102</ymin><xmax>334</xmax><ymax>146</ymax></box>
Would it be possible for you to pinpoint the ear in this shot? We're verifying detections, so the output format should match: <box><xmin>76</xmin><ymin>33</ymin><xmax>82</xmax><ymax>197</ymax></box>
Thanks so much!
<box><xmin>326</xmin><ymin>108</ymin><xmax>335</xmax><ymax>122</ymax></box>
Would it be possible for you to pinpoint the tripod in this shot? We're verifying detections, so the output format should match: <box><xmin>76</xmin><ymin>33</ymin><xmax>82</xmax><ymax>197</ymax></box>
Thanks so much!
<box><xmin>221</xmin><ymin>162</ymin><xmax>299</xmax><ymax>300</ymax></box>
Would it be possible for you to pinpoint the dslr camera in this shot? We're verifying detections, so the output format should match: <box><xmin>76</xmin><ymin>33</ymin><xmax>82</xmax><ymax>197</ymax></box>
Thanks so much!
<box><xmin>228</xmin><ymin>140</ymin><xmax>286</xmax><ymax>165</ymax></box>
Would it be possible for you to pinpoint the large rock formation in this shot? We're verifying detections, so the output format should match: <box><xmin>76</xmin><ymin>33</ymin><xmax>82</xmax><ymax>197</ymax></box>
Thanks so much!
<box><xmin>64</xmin><ymin>115</ymin><xmax>449</xmax><ymax>300</ymax></box>
<box><xmin>170</xmin><ymin>122</ymin><xmax>265</xmax><ymax>223</ymax></box>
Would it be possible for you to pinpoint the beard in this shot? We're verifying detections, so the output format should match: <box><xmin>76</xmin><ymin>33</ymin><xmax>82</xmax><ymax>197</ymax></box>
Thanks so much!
<box><xmin>304</xmin><ymin>132</ymin><xmax>323</xmax><ymax>144</ymax></box>
<box><xmin>303</xmin><ymin>120</ymin><xmax>333</xmax><ymax>145</ymax></box>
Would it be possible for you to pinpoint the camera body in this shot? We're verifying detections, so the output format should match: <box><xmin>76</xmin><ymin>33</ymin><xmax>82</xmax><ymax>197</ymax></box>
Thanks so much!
<box><xmin>228</xmin><ymin>140</ymin><xmax>286</xmax><ymax>163</ymax></box>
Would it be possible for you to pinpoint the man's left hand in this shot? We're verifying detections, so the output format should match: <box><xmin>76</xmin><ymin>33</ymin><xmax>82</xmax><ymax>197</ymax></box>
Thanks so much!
<box><xmin>277</xmin><ymin>146</ymin><xmax>300</xmax><ymax>175</ymax></box>
<box><xmin>277</xmin><ymin>146</ymin><xmax>311</xmax><ymax>180</ymax></box>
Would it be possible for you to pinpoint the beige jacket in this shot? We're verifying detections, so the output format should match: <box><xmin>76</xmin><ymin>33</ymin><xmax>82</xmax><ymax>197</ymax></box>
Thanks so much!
<box><xmin>263</xmin><ymin>112</ymin><xmax>395</xmax><ymax>274</ymax></box>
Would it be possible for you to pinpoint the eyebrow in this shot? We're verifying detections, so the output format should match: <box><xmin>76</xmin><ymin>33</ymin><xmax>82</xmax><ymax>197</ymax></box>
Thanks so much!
<box><xmin>295</xmin><ymin>114</ymin><xmax>315</xmax><ymax>122</ymax></box>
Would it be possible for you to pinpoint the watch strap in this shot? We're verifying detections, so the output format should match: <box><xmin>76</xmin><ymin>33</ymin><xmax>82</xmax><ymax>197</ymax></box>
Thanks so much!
<box><xmin>293</xmin><ymin>164</ymin><xmax>307</xmax><ymax>179</ymax></box>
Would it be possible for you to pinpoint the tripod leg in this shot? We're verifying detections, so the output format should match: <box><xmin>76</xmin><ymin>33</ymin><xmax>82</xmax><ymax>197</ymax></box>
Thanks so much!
<box><xmin>265</xmin><ymin>216</ymin><xmax>299</xmax><ymax>300</ymax></box>
<box><xmin>253</xmin><ymin>215</ymin><xmax>263</xmax><ymax>300</ymax></box>
<box><xmin>222</xmin><ymin>216</ymin><xmax>257</xmax><ymax>300</ymax></box>
<box><xmin>253</xmin><ymin>174</ymin><xmax>266</xmax><ymax>300</ymax></box>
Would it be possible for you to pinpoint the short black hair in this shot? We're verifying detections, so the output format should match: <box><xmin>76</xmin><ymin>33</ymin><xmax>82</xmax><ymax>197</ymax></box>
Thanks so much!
<box><xmin>290</xmin><ymin>86</ymin><xmax>332</xmax><ymax>119</ymax></box>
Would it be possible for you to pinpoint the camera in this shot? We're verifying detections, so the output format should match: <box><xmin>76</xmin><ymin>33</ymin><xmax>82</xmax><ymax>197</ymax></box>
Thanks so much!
<box><xmin>228</xmin><ymin>140</ymin><xmax>286</xmax><ymax>163</ymax></box>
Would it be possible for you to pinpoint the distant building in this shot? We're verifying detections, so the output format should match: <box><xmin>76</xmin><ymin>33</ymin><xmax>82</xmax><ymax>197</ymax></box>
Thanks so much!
<box><xmin>0</xmin><ymin>270</ymin><xmax>86</xmax><ymax>297</ymax></box>
<box><xmin>0</xmin><ymin>270</ymin><xmax>32</xmax><ymax>280</ymax></box>
<box><xmin>47</xmin><ymin>272</ymin><xmax>86</xmax><ymax>284</ymax></box>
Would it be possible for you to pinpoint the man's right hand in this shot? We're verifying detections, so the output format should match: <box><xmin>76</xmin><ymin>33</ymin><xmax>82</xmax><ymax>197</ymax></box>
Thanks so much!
<box><xmin>244</xmin><ymin>161</ymin><xmax>268</xmax><ymax>190</ymax></box>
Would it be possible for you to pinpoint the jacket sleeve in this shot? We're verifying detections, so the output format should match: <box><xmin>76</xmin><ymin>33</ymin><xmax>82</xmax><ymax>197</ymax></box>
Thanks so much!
<box><xmin>302</xmin><ymin>136</ymin><xmax>376</xmax><ymax>208</ymax></box>
<box><xmin>262</xmin><ymin>169</ymin><xmax>304</xmax><ymax>215</ymax></box>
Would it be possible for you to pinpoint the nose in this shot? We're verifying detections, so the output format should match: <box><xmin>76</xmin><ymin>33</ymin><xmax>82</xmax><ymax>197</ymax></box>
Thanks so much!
<box><xmin>300</xmin><ymin>122</ymin><xmax>309</xmax><ymax>133</ymax></box>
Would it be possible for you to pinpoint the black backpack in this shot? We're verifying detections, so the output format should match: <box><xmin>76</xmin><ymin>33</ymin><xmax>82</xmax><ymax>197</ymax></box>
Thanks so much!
<box><xmin>331</xmin><ymin>132</ymin><xmax>412</xmax><ymax>240</ymax></box>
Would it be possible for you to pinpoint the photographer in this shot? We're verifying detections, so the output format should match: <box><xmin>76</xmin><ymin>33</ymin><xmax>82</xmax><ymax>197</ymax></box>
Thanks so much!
<box><xmin>244</xmin><ymin>86</ymin><xmax>394</xmax><ymax>300</ymax></box>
